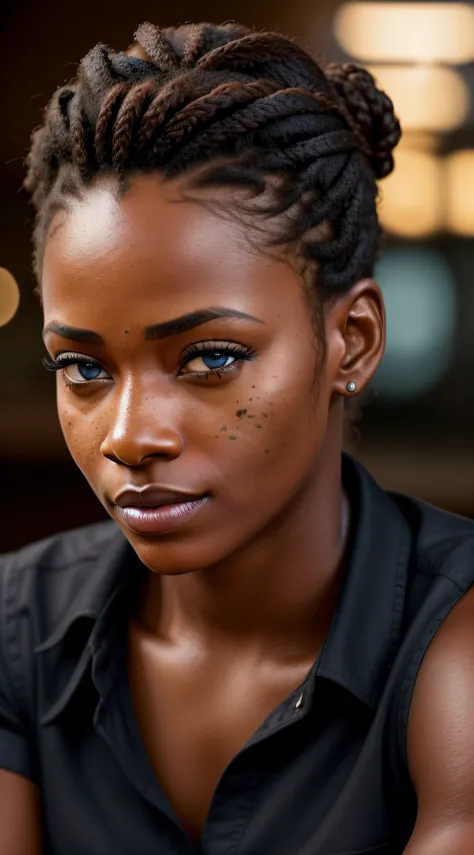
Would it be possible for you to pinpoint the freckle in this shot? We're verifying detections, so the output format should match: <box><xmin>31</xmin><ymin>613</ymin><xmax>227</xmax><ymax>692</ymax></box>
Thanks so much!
<box><xmin>252</xmin><ymin>385</ymin><xmax>256</xmax><ymax>388</ymax></box>
<box><xmin>215</xmin><ymin>435</ymin><xmax>219</xmax><ymax>438</ymax></box>
<box><xmin>228</xmin><ymin>434</ymin><xmax>237</xmax><ymax>440</ymax></box>
<box><xmin>262</xmin><ymin>413</ymin><xmax>268</xmax><ymax>417</ymax></box>
<box><xmin>265</xmin><ymin>449</ymin><xmax>269</xmax><ymax>454</ymax></box>
<box><xmin>254</xmin><ymin>423</ymin><xmax>262</xmax><ymax>428</ymax></box>
<box><xmin>220</xmin><ymin>425</ymin><xmax>227</xmax><ymax>431</ymax></box>
<box><xmin>249</xmin><ymin>398</ymin><xmax>252</xmax><ymax>401</ymax></box>
<box><xmin>247</xmin><ymin>414</ymin><xmax>256</xmax><ymax>419</ymax></box>
<box><xmin>236</xmin><ymin>408</ymin><xmax>247</xmax><ymax>417</ymax></box>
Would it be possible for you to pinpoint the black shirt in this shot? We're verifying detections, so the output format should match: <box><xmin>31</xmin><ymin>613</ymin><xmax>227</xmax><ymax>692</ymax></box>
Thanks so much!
<box><xmin>2</xmin><ymin>453</ymin><xmax>474</xmax><ymax>855</ymax></box>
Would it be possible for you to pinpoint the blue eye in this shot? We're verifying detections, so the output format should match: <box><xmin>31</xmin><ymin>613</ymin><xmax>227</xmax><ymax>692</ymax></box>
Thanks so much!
<box><xmin>41</xmin><ymin>353</ymin><xmax>110</xmax><ymax>387</ymax></box>
<box><xmin>77</xmin><ymin>362</ymin><xmax>103</xmax><ymax>380</ymax></box>
<box><xmin>201</xmin><ymin>352</ymin><xmax>232</xmax><ymax>370</ymax></box>
<box><xmin>179</xmin><ymin>341</ymin><xmax>255</xmax><ymax>377</ymax></box>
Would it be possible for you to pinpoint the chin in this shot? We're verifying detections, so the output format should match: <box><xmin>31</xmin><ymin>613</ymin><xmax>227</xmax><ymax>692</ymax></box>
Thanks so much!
<box><xmin>125</xmin><ymin>528</ymin><xmax>241</xmax><ymax>576</ymax></box>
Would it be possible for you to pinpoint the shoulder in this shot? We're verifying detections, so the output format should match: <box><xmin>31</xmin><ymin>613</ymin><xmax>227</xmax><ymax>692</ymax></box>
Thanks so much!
<box><xmin>399</xmin><ymin>578</ymin><xmax>474</xmax><ymax>848</ymax></box>
<box><xmin>405</xmin><ymin>583</ymin><xmax>474</xmax><ymax>837</ymax></box>
<box><xmin>408</xmin><ymin>581</ymin><xmax>474</xmax><ymax>744</ymax></box>
<box><xmin>0</xmin><ymin>520</ymin><xmax>119</xmax><ymax>637</ymax></box>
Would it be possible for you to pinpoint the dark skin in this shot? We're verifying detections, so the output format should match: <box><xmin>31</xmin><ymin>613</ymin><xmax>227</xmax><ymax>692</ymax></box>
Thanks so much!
<box><xmin>3</xmin><ymin>172</ymin><xmax>474</xmax><ymax>853</ymax></box>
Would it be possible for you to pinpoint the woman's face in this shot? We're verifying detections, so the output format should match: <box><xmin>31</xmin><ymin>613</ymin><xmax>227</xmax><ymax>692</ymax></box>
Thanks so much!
<box><xmin>41</xmin><ymin>173</ymin><xmax>354</xmax><ymax>574</ymax></box>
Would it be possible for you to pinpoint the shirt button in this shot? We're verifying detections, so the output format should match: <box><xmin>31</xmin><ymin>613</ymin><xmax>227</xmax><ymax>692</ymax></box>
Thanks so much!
<box><xmin>295</xmin><ymin>693</ymin><xmax>303</xmax><ymax>710</ymax></box>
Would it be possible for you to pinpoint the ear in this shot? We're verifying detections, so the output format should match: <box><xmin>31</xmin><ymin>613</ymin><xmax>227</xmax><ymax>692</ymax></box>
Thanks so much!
<box><xmin>323</xmin><ymin>278</ymin><xmax>385</xmax><ymax>398</ymax></box>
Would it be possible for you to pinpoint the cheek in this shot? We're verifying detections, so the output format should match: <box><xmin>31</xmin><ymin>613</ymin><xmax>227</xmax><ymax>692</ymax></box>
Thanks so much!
<box><xmin>57</xmin><ymin>389</ymin><xmax>103</xmax><ymax>471</ymax></box>
<box><xmin>212</xmin><ymin>362</ymin><xmax>325</xmax><ymax>486</ymax></box>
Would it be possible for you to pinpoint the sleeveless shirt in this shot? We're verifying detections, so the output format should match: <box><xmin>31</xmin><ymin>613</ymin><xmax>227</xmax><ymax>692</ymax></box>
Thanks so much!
<box><xmin>1</xmin><ymin>453</ymin><xmax>474</xmax><ymax>855</ymax></box>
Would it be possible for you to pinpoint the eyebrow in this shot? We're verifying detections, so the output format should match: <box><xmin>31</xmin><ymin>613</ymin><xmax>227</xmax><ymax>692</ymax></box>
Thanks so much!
<box><xmin>42</xmin><ymin>307</ymin><xmax>265</xmax><ymax>344</ymax></box>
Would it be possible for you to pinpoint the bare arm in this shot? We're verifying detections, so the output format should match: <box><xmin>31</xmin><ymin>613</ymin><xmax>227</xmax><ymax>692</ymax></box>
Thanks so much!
<box><xmin>0</xmin><ymin>769</ymin><xmax>43</xmax><ymax>855</ymax></box>
<box><xmin>403</xmin><ymin>584</ymin><xmax>474</xmax><ymax>853</ymax></box>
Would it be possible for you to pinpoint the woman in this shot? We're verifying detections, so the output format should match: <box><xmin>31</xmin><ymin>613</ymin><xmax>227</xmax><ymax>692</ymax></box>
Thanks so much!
<box><xmin>2</xmin><ymin>20</ymin><xmax>474</xmax><ymax>855</ymax></box>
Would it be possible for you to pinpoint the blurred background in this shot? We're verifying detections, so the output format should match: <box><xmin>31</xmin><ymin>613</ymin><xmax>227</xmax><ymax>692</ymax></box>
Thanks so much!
<box><xmin>1</xmin><ymin>0</ymin><xmax>473</xmax><ymax>552</ymax></box>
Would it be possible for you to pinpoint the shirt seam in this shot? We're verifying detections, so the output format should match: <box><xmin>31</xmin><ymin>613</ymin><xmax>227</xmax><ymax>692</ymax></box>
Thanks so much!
<box><xmin>387</xmin><ymin>525</ymin><xmax>411</xmax><ymax>669</ymax></box>
<box><xmin>409</xmin><ymin>568</ymin><xmax>467</xmax><ymax>588</ymax></box>
<box><xmin>227</xmin><ymin>778</ymin><xmax>262</xmax><ymax>855</ymax></box>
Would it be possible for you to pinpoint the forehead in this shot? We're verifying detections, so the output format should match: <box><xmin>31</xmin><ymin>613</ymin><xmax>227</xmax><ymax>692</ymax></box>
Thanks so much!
<box><xmin>41</xmin><ymin>173</ymin><xmax>304</xmax><ymax>322</ymax></box>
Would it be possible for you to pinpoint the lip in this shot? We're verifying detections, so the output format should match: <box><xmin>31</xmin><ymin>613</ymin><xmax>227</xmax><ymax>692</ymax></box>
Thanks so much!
<box><xmin>115</xmin><ymin>496</ymin><xmax>208</xmax><ymax>536</ymax></box>
<box><xmin>111</xmin><ymin>485</ymin><xmax>209</xmax><ymax>536</ymax></box>
<box><xmin>113</xmin><ymin>485</ymin><xmax>206</xmax><ymax>509</ymax></box>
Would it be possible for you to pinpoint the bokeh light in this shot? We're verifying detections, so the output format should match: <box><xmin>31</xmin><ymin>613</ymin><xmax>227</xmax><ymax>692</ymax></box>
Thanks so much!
<box><xmin>378</xmin><ymin>146</ymin><xmax>443</xmax><ymax>238</ymax></box>
<box><xmin>445</xmin><ymin>150</ymin><xmax>474</xmax><ymax>236</ymax></box>
<box><xmin>0</xmin><ymin>267</ymin><xmax>20</xmax><ymax>327</ymax></box>
<box><xmin>334</xmin><ymin>2</ymin><xmax>474</xmax><ymax>64</ymax></box>
<box><xmin>369</xmin><ymin>66</ymin><xmax>469</xmax><ymax>133</ymax></box>
<box><xmin>374</xmin><ymin>249</ymin><xmax>457</xmax><ymax>401</ymax></box>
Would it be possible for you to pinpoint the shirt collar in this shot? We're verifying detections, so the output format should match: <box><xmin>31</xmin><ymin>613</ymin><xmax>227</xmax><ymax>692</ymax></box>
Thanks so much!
<box><xmin>36</xmin><ymin>453</ymin><xmax>412</xmax><ymax>726</ymax></box>
<box><xmin>315</xmin><ymin>453</ymin><xmax>412</xmax><ymax>711</ymax></box>
<box><xmin>35</xmin><ymin>528</ymin><xmax>144</xmax><ymax>725</ymax></box>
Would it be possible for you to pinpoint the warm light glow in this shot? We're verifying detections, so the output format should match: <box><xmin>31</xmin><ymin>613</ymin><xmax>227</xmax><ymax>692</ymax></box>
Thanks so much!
<box><xmin>334</xmin><ymin>2</ymin><xmax>474</xmax><ymax>64</ymax></box>
<box><xmin>0</xmin><ymin>268</ymin><xmax>20</xmax><ymax>327</ymax></box>
<box><xmin>379</xmin><ymin>146</ymin><xmax>443</xmax><ymax>238</ymax></box>
<box><xmin>445</xmin><ymin>150</ymin><xmax>474</xmax><ymax>236</ymax></box>
<box><xmin>369</xmin><ymin>65</ymin><xmax>469</xmax><ymax>133</ymax></box>
<box><xmin>401</xmin><ymin>132</ymin><xmax>442</xmax><ymax>154</ymax></box>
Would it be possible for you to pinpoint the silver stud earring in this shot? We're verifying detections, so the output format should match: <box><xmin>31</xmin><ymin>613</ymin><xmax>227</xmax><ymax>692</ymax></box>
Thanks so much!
<box><xmin>346</xmin><ymin>381</ymin><xmax>357</xmax><ymax>393</ymax></box>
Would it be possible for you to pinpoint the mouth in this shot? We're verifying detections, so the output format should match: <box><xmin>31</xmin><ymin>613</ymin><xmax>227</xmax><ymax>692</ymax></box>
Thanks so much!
<box><xmin>113</xmin><ymin>494</ymin><xmax>209</xmax><ymax>536</ymax></box>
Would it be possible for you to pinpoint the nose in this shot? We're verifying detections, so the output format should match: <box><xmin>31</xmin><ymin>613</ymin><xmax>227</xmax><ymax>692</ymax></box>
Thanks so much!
<box><xmin>99</xmin><ymin>376</ymin><xmax>185</xmax><ymax>467</ymax></box>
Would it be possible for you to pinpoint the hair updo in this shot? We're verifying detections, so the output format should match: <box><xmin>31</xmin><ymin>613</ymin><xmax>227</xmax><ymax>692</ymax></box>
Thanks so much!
<box><xmin>24</xmin><ymin>21</ymin><xmax>402</xmax><ymax>298</ymax></box>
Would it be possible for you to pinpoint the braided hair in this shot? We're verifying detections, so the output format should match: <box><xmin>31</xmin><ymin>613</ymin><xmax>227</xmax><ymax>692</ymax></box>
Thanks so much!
<box><xmin>25</xmin><ymin>21</ymin><xmax>401</xmax><ymax>300</ymax></box>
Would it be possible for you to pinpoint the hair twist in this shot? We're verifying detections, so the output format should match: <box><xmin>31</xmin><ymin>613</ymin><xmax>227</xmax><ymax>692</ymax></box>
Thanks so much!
<box><xmin>24</xmin><ymin>20</ymin><xmax>402</xmax><ymax>296</ymax></box>
<box><xmin>325</xmin><ymin>63</ymin><xmax>402</xmax><ymax>179</ymax></box>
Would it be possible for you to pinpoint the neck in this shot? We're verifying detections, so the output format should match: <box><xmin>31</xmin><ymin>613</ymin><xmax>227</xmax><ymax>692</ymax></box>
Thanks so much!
<box><xmin>133</xmin><ymin>439</ymin><xmax>351</xmax><ymax>660</ymax></box>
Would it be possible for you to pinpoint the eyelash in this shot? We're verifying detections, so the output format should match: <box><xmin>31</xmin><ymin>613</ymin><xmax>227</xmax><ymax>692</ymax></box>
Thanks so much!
<box><xmin>41</xmin><ymin>341</ymin><xmax>255</xmax><ymax>389</ymax></box>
